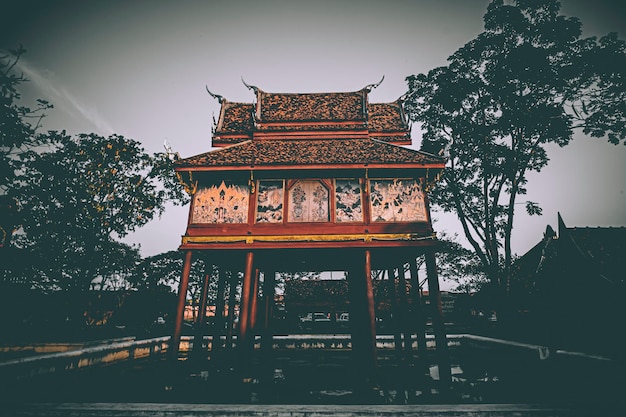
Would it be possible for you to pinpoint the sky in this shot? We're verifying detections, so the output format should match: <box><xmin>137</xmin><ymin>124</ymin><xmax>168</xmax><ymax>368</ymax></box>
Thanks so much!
<box><xmin>2</xmin><ymin>0</ymin><xmax>625</xmax><ymax>270</ymax></box>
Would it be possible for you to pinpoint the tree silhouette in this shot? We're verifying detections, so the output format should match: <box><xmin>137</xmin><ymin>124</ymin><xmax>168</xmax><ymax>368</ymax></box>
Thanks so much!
<box><xmin>404</xmin><ymin>0</ymin><xmax>625</xmax><ymax>300</ymax></box>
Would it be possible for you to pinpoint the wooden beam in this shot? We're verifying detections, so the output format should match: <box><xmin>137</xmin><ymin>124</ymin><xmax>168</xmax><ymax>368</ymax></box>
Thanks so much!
<box><xmin>425</xmin><ymin>250</ymin><xmax>451</xmax><ymax>389</ymax></box>
<box><xmin>238</xmin><ymin>252</ymin><xmax>255</xmax><ymax>352</ymax></box>
<box><xmin>171</xmin><ymin>250</ymin><xmax>193</xmax><ymax>360</ymax></box>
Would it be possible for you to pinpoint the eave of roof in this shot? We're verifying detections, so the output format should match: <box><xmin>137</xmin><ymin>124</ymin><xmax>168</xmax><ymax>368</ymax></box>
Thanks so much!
<box><xmin>175</xmin><ymin>138</ymin><xmax>445</xmax><ymax>171</ymax></box>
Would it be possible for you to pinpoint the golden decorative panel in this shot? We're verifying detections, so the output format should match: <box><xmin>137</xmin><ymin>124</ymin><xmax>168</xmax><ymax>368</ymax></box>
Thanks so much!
<box><xmin>288</xmin><ymin>180</ymin><xmax>329</xmax><ymax>222</ymax></box>
<box><xmin>256</xmin><ymin>180</ymin><xmax>284</xmax><ymax>223</ymax></box>
<box><xmin>335</xmin><ymin>179</ymin><xmax>363</xmax><ymax>222</ymax></box>
<box><xmin>191</xmin><ymin>180</ymin><xmax>249</xmax><ymax>223</ymax></box>
<box><xmin>370</xmin><ymin>179</ymin><xmax>427</xmax><ymax>222</ymax></box>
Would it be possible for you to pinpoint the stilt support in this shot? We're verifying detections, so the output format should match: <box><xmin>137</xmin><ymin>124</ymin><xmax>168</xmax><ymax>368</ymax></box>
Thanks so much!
<box><xmin>171</xmin><ymin>250</ymin><xmax>193</xmax><ymax>360</ymax></box>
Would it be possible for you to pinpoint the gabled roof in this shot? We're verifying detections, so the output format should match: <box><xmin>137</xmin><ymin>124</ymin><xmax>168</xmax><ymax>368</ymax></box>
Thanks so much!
<box><xmin>368</xmin><ymin>101</ymin><xmax>409</xmax><ymax>132</ymax></box>
<box><xmin>216</xmin><ymin>101</ymin><xmax>254</xmax><ymax>133</ymax></box>
<box><xmin>560</xmin><ymin>224</ymin><xmax>626</xmax><ymax>284</ymax></box>
<box><xmin>175</xmin><ymin>138</ymin><xmax>444</xmax><ymax>171</ymax></box>
<box><xmin>513</xmin><ymin>214</ymin><xmax>626</xmax><ymax>287</ymax></box>
<box><xmin>210</xmin><ymin>86</ymin><xmax>413</xmax><ymax>147</ymax></box>
<box><xmin>257</xmin><ymin>89</ymin><xmax>367</xmax><ymax>123</ymax></box>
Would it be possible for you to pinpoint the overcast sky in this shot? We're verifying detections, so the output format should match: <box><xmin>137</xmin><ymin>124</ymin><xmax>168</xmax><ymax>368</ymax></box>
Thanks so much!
<box><xmin>2</xmin><ymin>0</ymin><xmax>625</xmax><ymax>265</ymax></box>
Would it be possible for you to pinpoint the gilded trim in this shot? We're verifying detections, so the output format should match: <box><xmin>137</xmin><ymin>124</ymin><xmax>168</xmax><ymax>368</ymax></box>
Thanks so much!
<box><xmin>182</xmin><ymin>233</ymin><xmax>436</xmax><ymax>245</ymax></box>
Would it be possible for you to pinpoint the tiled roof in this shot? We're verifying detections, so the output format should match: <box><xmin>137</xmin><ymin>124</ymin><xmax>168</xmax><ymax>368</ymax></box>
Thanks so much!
<box><xmin>257</xmin><ymin>90</ymin><xmax>367</xmax><ymax>122</ymax></box>
<box><xmin>566</xmin><ymin>226</ymin><xmax>626</xmax><ymax>282</ymax></box>
<box><xmin>368</xmin><ymin>101</ymin><xmax>408</xmax><ymax>132</ymax></box>
<box><xmin>211</xmin><ymin>88</ymin><xmax>413</xmax><ymax>147</ymax></box>
<box><xmin>216</xmin><ymin>102</ymin><xmax>254</xmax><ymax>133</ymax></box>
<box><xmin>250</xmin><ymin>122</ymin><xmax>368</xmax><ymax>132</ymax></box>
<box><xmin>175</xmin><ymin>138</ymin><xmax>444</xmax><ymax>169</ymax></box>
<box><xmin>369</xmin><ymin>134</ymin><xmax>411</xmax><ymax>144</ymax></box>
<box><xmin>513</xmin><ymin>217</ymin><xmax>626</xmax><ymax>286</ymax></box>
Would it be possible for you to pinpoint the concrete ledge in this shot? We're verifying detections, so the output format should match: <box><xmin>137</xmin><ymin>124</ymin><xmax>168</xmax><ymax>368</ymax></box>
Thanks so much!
<box><xmin>4</xmin><ymin>403</ymin><xmax>618</xmax><ymax>417</ymax></box>
<box><xmin>0</xmin><ymin>336</ymin><xmax>169</xmax><ymax>380</ymax></box>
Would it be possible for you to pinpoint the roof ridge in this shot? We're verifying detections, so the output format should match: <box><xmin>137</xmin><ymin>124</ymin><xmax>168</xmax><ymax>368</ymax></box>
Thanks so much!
<box><xmin>259</xmin><ymin>89</ymin><xmax>368</xmax><ymax>96</ymax></box>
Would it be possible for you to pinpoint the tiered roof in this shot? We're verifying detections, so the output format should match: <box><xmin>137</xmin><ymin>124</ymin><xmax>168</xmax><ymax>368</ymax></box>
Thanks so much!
<box><xmin>175</xmin><ymin>138</ymin><xmax>443</xmax><ymax>170</ymax></box>
<box><xmin>210</xmin><ymin>86</ymin><xmax>411</xmax><ymax>146</ymax></box>
<box><xmin>177</xmin><ymin>84</ymin><xmax>442</xmax><ymax>171</ymax></box>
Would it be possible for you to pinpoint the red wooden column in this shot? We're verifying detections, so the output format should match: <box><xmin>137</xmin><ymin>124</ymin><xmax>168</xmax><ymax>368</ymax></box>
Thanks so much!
<box><xmin>363</xmin><ymin>249</ymin><xmax>378</xmax><ymax>377</ymax></box>
<box><xmin>261</xmin><ymin>270</ymin><xmax>276</xmax><ymax>355</ymax></box>
<box><xmin>212</xmin><ymin>267</ymin><xmax>228</xmax><ymax>353</ymax></box>
<box><xmin>225</xmin><ymin>270</ymin><xmax>238</xmax><ymax>351</ymax></box>
<box><xmin>409</xmin><ymin>257</ymin><xmax>428</xmax><ymax>364</ymax></box>
<box><xmin>425</xmin><ymin>249</ymin><xmax>451</xmax><ymax>388</ymax></box>
<box><xmin>347</xmin><ymin>250</ymin><xmax>377</xmax><ymax>384</ymax></box>
<box><xmin>171</xmin><ymin>250</ymin><xmax>193</xmax><ymax>360</ymax></box>
<box><xmin>238</xmin><ymin>251</ymin><xmax>255</xmax><ymax>351</ymax></box>
<box><xmin>387</xmin><ymin>268</ymin><xmax>402</xmax><ymax>357</ymax></box>
<box><xmin>192</xmin><ymin>266</ymin><xmax>212</xmax><ymax>358</ymax></box>
<box><xmin>397</xmin><ymin>262</ymin><xmax>413</xmax><ymax>358</ymax></box>
<box><xmin>249</xmin><ymin>268</ymin><xmax>260</xmax><ymax>335</ymax></box>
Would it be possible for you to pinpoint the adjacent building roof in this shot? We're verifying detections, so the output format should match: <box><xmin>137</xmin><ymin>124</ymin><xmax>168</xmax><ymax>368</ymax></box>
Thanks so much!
<box><xmin>513</xmin><ymin>214</ymin><xmax>626</xmax><ymax>287</ymax></box>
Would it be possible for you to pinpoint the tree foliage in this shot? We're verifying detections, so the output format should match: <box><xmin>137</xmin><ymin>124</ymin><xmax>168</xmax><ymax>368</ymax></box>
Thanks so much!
<box><xmin>9</xmin><ymin>132</ymin><xmax>187</xmax><ymax>290</ymax></box>
<box><xmin>434</xmin><ymin>232</ymin><xmax>488</xmax><ymax>293</ymax></box>
<box><xmin>404</xmin><ymin>0</ymin><xmax>625</xmax><ymax>294</ymax></box>
<box><xmin>1</xmin><ymin>49</ymin><xmax>189</xmax><ymax>290</ymax></box>
<box><xmin>134</xmin><ymin>250</ymin><xmax>211</xmax><ymax>295</ymax></box>
<box><xmin>1</xmin><ymin>46</ymin><xmax>52</xmax><ymax>247</ymax></box>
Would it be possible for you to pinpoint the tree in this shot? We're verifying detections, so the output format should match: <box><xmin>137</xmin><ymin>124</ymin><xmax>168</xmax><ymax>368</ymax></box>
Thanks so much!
<box><xmin>433</xmin><ymin>233</ymin><xmax>488</xmax><ymax>293</ymax></box>
<box><xmin>1</xmin><ymin>46</ymin><xmax>52</xmax><ymax>247</ymax></box>
<box><xmin>134</xmin><ymin>251</ymin><xmax>221</xmax><ymax>321</ymax></box>
<box><xmin>404</xmin><ymin>0</ymin><xmax>625</xmax><ymax>298</ymax></box>
<box><xmin>9</xmin><ymin>132</ymin><xmax>187</xmax><ymax>290</ymax></box>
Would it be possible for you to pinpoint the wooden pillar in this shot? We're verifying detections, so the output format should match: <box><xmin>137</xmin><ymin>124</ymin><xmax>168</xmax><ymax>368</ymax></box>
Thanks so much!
<box><xmin>425</xmin><ymin>250</ymin><xmax>451</xmax><ymax>388</ymax></box>
<box><xmin>193</xmin><ymin>265</ymin><xmax>211</xmax><ymax>357</ymax></box>
<box><xmin>348</xmin><ymin>267</ymin><xmax>364</xmax><ymax>360</ymax></box>
<box><xmin>409</xmin><ymin>257</ymin><xmax>428</xmax><ymax>363</ymax></box>
<box><xmin>363</xmin><ymin>250</ymin><xmax>378</xmax><ymax>377</ymax></box>
<box><xmin>261</xmin><ymin>270</ymin><xmax>276</xmax><ymax>355</ymax></box>
<box><xmin>171</xmin><ymin>250</ymin><xmax>193</xmax><ymax>360</ymax></box>
<box><xmin>225</xmin><ymin>270</ymin><xmax>238</xmax><ymax>351</ymax></box>
<box><xmin>387</xmin><ymin>268</ymin><xmax>403</xmax><ymax>357</ymax></box>
<box><xmin>347</xmin><ymin>250</ymin><xmax>377</xmax><ymax>387</ymax></box>
<box><xmin>238</xmin><ymin>251</ymin><xmax>255</xmax><ymax>351</ymax></box>
<box><xmin>249</xmin><ymin>268</ymin><xmax>260</xmax><ymax>335</ymax></box>
<box><xmin>212</xmin><ymin>267</ymin><xmax>228</xmax><ymax>353</ymax></box>
<box><xmin>397</xmin><ymin>262</ymin><xmax>413</xmax><ymax>359</ymax></box>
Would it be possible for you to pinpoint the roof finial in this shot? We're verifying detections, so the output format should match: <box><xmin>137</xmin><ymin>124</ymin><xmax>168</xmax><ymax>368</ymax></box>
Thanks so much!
<box><xmin>205</xmin><ymin>86</ymin><xmax>224</xmax><ymax>103</ymax></box>
<box><xmin>241</xmin><ymin>77</ymin><xmax>259</xmax><ymax>94</ymax></box>
<box><xmin>163</xmin><ymin>139</ymin><xmax>180</xmax><ymax>161</ymax></box>
<box><xmin>364</xmin><ymin>75</ymin><xmax>385</xmax><ymax>92</ymax></box>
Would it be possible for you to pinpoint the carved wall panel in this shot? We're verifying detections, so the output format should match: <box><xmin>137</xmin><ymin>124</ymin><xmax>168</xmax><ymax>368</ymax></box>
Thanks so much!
<box><xmin>369</xmin><ymin>179</ymin><xmax>427</xmax><ymax>222</ymax></box>
<box><xmin>288</xmin><ymin>180</ymin><xmax>329</xmax><ymax>222</ymax></box>
<box><xmin>191</xmin><ymin>180</ymin><xmax>249</xmax><ymax>223</ymax></box>
<box><xmin>256</xmin><ymin>180</ymin><xmax>284</xmax><ymax>223</ymax></box>
<box><xmin>335</xmin><ymin>179</ymin><xmax>363</xmax><ymax>222</ymax></box>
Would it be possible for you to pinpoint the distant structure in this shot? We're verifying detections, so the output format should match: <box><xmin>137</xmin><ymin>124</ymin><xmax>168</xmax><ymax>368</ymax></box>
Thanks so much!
<box><xmin>512</xmin><ymin>214</ymin><xmax>626</xmax><ymax>357</ymax></box>
<box><xmin>171</xmin><ymin>82</ymin><xmax>448</xmax><ymax>384</ymax></box>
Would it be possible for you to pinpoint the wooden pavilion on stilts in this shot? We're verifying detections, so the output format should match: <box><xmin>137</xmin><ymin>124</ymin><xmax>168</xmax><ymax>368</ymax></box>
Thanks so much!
<box><xmin>169</xmin><ymin>80</ymin><xmax>451</xmax><ymax>391</ymax></box>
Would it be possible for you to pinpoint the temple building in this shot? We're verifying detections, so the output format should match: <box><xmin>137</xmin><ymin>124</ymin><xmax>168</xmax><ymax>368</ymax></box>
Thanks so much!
<box><xmin>171</xmin><ymin>81</ymin><xmax>449</xmax><ymax>384</ymax></box>
<box><xmin>511</xmin><ymin>214</ymin><xmax>626</xmax><ymax>358</ymax></box>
